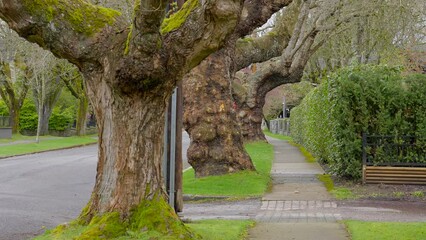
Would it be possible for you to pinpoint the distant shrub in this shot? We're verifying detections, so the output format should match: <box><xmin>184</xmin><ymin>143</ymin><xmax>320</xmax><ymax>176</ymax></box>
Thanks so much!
<box><xmin>49</xmin><ymin>106</ymin><xmax>73</xmax><ymax>131</ymax></box>
<box><xmin>19</xmin><ymin>100</ymin><xmax>38</xmax><ymax>131</ymax></box>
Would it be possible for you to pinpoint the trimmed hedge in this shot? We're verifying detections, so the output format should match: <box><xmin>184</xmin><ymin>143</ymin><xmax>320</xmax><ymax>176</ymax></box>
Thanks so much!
<box><xmin>291</xmin><ymin>65</ymin><xmax>426</xmax><ymax>179</ymax></box>
<box><xmin>19</xmin><ymin>100</ymin><xmax>38</xmax><ymax>131</ymax></box>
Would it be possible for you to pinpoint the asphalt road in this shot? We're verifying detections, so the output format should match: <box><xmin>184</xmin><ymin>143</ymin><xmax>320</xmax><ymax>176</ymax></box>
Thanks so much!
<box><xmin>0</xmin><ymin>132</ymin><xmax>191</xmax><ymax>240</ymax></box>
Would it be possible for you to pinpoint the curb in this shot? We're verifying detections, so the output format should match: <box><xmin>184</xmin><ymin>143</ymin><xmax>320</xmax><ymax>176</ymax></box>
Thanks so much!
<box><xmin>0</xmin><ymin>142</ymin><xmax>98</xmax><ymax>160</ymax></box>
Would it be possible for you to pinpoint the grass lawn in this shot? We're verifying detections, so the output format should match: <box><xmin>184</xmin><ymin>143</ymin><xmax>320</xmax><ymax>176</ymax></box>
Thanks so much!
<box><xmin>344</xmin><ymin>220</ymin><xmax>426</xmax><ymax>240</ymax></box>
<box><xmin>183</xmin><ymin>142</ymin><xmax>273</xmax><ymax>197</ymax></box>
<box><xmin>263</xmin><ymin>130</ymin><xmax>292</xmax><ymax>141</ymax></box>
<box><xmin>0</xmin><ymin>135</ymin><xmax>97</xmax><ymax>158</ymax></box>
<box><xmin>188</xmin><ymin>219</ymin><xmax>254</xmax><ymax>240</ymax></box>
<box><xmin>0</xmin><ymin>134</ymin><xmax>57</xmax><ymax>144</ymax></box>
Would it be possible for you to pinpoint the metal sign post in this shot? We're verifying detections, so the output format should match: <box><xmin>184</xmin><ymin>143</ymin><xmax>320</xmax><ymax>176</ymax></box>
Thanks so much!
<box><xmin>162</xmin><ymin>85</ymin><xmax>183</xmax><ymax>212</ymax></box>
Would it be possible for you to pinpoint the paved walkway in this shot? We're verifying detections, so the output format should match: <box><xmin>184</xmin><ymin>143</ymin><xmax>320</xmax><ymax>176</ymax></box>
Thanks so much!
<box><xmin>182</xmin><ymin>137</ymin><xmax>426</xmax><ymax>238</ymax></box>
<box><xmin>247</xmin><ymin>137</ymin><xmax>349</xmax><ymax>239</ymax></box>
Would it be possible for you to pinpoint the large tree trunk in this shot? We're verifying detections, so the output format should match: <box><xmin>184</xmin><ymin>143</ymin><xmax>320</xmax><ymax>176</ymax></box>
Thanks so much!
<box><xmin>75</xmin><ymin>97</ymin><xmax>88</xmax><ymax>136</ymax></box>
<box><xmin>183</xmin><ymin>49</ymin><xmax>254</xmax><ymax>178</ymax></box>
<box><xmin>0</xmin><ymin>0</ymin><xmax>253</xmax><ymax>236</ymax></box>
<box><xmin>236</xmin><ymin>94</ymin><xmax>267</xmax><ymax>142</ymax></box>
<box><xmin>85</xmin><ymin>80</ymin><xmax>167</xmax><ymax>216</ymax></box>
<box><xmin>76</xmin><ymin>76</ymin><xmax>196</xmax><ymax>237</ymax></box>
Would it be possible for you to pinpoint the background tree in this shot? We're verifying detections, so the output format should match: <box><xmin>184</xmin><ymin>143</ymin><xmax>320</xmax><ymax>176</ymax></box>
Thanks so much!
<box><xmin>305</xmin><ymin>0</ymin><xmax>426</xmax><ymax>81</ymax></box>
<box><xmin>0</xmin><ymin>0</ymin><xmax>249</xmax><ymax>237</ymax></box>
<box><xmin>262</xmin><ymin>81</ymin><xmax>314</xmax><ymax>121</ymax></box>
<box><xmin>59</xmin><ymin>62</ymin><xmax>89</xmax><ymax>136</ymax></box>
<box><xmin>0</xmin><ymin>21</ymin><xmax>32</xmax><ymax>133</ymax></box>
<box><xmin>233</xmin><ymin>0</ymin><xmax>418</xmax><ymax>142</ymax></box>
<box><xmin>183</xmin><ymin>0</ymin><xmax>292</xmax><ymax>177</ymax></box>
<box><xmin>28</xmin><ymin>50</ymin><xmax>64</xmax><ymax>138</ymax></box>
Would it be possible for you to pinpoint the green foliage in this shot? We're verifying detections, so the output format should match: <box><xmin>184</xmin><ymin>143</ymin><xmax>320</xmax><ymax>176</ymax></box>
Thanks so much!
<box><xmin>183</xmin><ymin>142</ymin><xmax>273</xmax><ymax>197</ymax></box>
<box><xmin>49</xmin><ymin>106</ymin><xmax>73</xmax><ymax>131</ymax></box>
<box><xmin>291</xmin><ymin>65</ymin><xmax>426</xmax><ymax>179</ymax></box>
<box><xmin>19</xmin><ymin>100</ymin><xmax>38</xmax><ymax>131</ymax></box>
<box><xmin>344</xmin><ymin>220</ymin><xmax>426</xmax><ymax>240</ymax></box>
<box><xmin>0</xmin><ymin>100</ymin><xmax>9</xmax><ymax>116</ymax></box>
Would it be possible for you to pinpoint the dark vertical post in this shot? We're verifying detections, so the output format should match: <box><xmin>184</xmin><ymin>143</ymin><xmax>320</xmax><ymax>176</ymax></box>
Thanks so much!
<box><xmin>362</xmin><ymin>132</ymin><xmax>367</xmax><ymax>184</ymax></box>
<box><xmin>175</xmin><ymin>81</ymin><xmax>184</xmax><ymax>212</ymax></box>
<box><xmin>169</xmin><ymin>90</ymin><xmax>177</xmax><ymax>207</ymax></box>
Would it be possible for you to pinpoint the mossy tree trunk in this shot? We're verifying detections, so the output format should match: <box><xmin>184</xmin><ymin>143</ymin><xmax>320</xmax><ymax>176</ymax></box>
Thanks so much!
<box><xmin>183</xmin><ymin>0</ymin><xmax>292</xmax><ymax>177</ymax></box>
<box><xmin>0</xmin><ymin>0</ymin><xmax>331</xmax><ymax>235</ymax></box>
<box><xmin>82</xmin><ymin>75</ymin><xmax>172</xmax><ymax>217</ymax></box>
<box><xmin>0</xmin><ymin>0</ymin><xmax>244</xmax><ymax>236</ymax></box>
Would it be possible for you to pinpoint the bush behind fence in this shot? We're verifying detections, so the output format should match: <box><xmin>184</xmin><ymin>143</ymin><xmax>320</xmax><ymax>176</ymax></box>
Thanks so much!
<box><xmin>290</xmin><ymin>65</ymin><xmax>426</xmax><ymax>179</ymax></box>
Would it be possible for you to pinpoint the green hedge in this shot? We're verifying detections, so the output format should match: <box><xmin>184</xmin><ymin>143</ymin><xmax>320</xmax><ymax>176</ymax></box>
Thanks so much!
<box><xmin>291</xmin><ymin>65</ymin><xmax>426</xmax><ymax>179</ymax></box>
<box><xmin>49</xmin><ymin>106</ymin><xmax>73</xmax><ymax>131</ymax></box>
<box><xmin>19</xmin><ymin>101</ymin><xmax>74</xmax><ymax>132</ymax></box>
<box><xmin>19</xmin><ymin>100</ymin><xmax>38</xmax><ymax>131</ymax></box>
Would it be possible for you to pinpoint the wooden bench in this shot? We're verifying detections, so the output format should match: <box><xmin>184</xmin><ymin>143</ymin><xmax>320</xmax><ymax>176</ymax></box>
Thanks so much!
<box><xmin>363</xmin><ymin>166</ymin><xmax>426</xmax><ymax>185</ymax></box>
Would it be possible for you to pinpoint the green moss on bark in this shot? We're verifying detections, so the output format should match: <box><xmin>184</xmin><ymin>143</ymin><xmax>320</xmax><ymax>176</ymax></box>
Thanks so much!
<box><xmin>161</xmin><ymin>0</ymin><xmax>199</xmax><ymax>34</ymax></box>
<box><xmin>22</xmin><ymin>0</ymin><xmax>121</xmax><ymax>36</ymax></box>
<box><xmin>34</xmin><ymin>195</ymin><xmax>199</xmax><ymax>240</ymax></box>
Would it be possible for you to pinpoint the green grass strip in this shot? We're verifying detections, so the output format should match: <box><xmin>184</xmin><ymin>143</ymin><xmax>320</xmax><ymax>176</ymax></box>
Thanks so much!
<box><xmin>287</xmin><ymin>141</ymin><xmax>316</xmax><ymax>163</ymax></box>
<box><xmin>0</xmin><ymin>136</ymin><xmax>97</xmax><ymax>158</ymax></box>
<box><xmin>317</xmin><ymin>174</ymin><xmax>356</xmax><ymax>200</ymax></box>
<box><xmin>263</xmin><ymin>130</ymin><xmax>293</xmax><ymax>141</ymax></box>
<box><xmin>183</xmin><ymin>142</ymin><xmax>273</xmax><ymax>197</ymax></box>
<box><xmin>344</xmin><ymin>220</ymin><xmax>426</xmax><ymax>240</ymax></box>
<box><xmin>188</xmin><ymin>219</ymin><xmax>254</xmax><ymax>240</ymax></box>
<box><xmin>0</xmin><ymin>134</ymin><xmax>56</xmax><ymax>144</ymax></box>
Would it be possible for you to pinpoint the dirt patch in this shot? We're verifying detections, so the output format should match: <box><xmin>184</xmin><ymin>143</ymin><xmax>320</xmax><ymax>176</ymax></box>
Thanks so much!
<box><xmin>334</xmin><ymin>177</ymin><xmax>426</xmax><ymax>202</ymax></box>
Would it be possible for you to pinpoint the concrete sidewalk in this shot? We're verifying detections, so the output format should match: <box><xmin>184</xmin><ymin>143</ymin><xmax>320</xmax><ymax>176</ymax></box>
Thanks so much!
<box><xmin>248</xmin><ymin>137</ymin><xmax>350</xmax><ymax>240</ymax></box>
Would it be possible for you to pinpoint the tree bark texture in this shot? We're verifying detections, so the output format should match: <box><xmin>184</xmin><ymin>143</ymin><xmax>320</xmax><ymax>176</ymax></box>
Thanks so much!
<box><xmin>183</xmin><ymin>0</ymin><xmax>292</xmax><ymax>177</ymax></box>
<box><xmin>76</xmin><ymin>96</ymin><xmax>88</xmax><ymax>136</ymax></box>
<box><xmin>62</xmin><ymin>73</ymin><xmax>89</xmax><ymax>136</ymax></box>
<box><xmin>83</xmin><ymin>75</ymin><xmax>171</xmax><ymax>217</ymax></box>
<box><xmin>183</xmin><ymin>49</ymin><xmax>254</xmax><ymax>177</ymax></box>
<box><xmin>0</xmin><ymin>0</ymin><xmax>247</xmax><ymax>233</ymax></box>
<box><xmin>235</xmin><ymin>83</ymin><xmax>267</xmax><ymax>142</ymax></box>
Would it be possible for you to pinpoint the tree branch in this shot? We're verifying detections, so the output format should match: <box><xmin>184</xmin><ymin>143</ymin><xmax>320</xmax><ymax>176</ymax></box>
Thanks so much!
<box><xmin>234</xmin><ymin>0</ymin><xmax>292</xmax><ymax>38</ymax></box>
<box><xmin>0</xmin><ymin>0</ymin><xmax>125</xmax><ymax>67</ymax></box>
<box><xmin>128</xmin><ymin>0</ymin><xmax>168</xmax><ymax>54</ymax></box>
<box><xmin>234</xmin><ymin>33</ymin><xmax>289</xmax><ymax>71</ymax></box>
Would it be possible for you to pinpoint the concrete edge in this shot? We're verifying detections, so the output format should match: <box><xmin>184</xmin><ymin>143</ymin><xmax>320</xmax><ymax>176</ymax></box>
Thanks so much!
<box><xmin>183</xmin><ymin>194</ymin><xmax>261</xmax><ymax>202</ymax></box>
